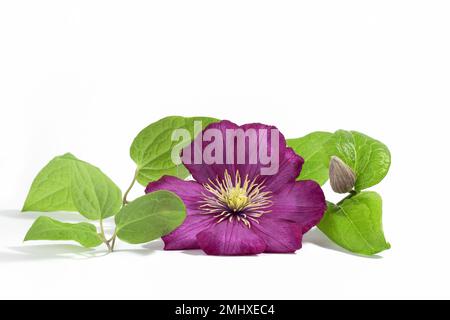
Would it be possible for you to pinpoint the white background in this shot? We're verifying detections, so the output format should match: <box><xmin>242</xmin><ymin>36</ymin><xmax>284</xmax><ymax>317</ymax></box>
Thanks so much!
<box><xmin>0</xmin><ymin>1</ymin><xmax>449</xmax><ymax>299</ymax></box>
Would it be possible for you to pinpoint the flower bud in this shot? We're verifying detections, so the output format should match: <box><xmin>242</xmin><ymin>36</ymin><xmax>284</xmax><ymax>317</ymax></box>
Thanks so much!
<box><xmin>329</xmin><ymin>156</ymin><xmax>356</xmax><ymax>194</ymax></box>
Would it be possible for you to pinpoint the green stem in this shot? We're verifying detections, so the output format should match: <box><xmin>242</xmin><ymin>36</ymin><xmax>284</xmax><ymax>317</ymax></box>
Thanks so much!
<box><xmin>99</xmin><ymin>218</ymin><xmax>112</xmax><ymax>252</ymax></box>
<box><xmin>108</xmin><ymin>230</ymin><xmax>117</xmax><ymax>253</ymax></box>
<box><xmin>337</xmin><ymin>190</ymin><xmax>358</xmax><ymax>206</ymax></box>
<box><xmin>109</xmin><ymin>169</ymin><xmax>138</xmax><ymax>252</ymax></box>
<box><xmin>123</xmin><ymin>169</ymin><xmax>138</xmax><ymax>205</ymax></box>
<box><xmin>110</xmin><ymin>231</ymin><xmax>117</xmax><ymax>250</ymax></box>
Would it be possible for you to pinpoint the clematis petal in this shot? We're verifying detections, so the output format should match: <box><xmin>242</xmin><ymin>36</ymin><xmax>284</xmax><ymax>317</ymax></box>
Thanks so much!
<box><xmin>196</xmin><ymin>220</ymin><xmax>266</xmax><ymax>256</ymax></box>
<box><xmin>146</xmin><ymin>176</ymin><xmax>215</xmax><ymax>250</ymax></box>
<box><xmin>263</xmin><ymin>147</ymin><xmax>304</xmax><ymax>194</ymax></box>
<box><xmin>182</xmin><ymin>121</ymin><xmax>303</xmax><ymax>193</ymax></box>
<box><xmin>146</xmin><ymin>175</ymin><xmax>204</xmax><ymax>211</ymax></box>
<box><xmin>252</xmin><ymin>216</ymin><xmax>303</xmax><ymax>253</ymax></box>
<box><xmin>269</xmin><ymin>180</ymin><xmax>326</xmax><ymax>234</ymax></box>
<box><xmin>163</xmin><ymin>214</ymin><xmax>215</xmax><ymax>250</ymax></box>
<box><xmin>182</xmin><ymin>120</ymin><xmax>238</xmax><ymax>183</ymax></box>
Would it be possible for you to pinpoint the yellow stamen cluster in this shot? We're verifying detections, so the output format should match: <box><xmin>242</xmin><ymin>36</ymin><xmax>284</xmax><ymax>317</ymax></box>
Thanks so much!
<box><xmin>200</xmin><ymin>170</ymin><xmax>272</xmax><ymax>228</ymax></box>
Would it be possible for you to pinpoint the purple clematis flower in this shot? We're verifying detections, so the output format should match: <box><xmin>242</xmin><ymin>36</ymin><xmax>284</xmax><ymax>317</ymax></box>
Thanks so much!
<box><xmin>146</xmin><ymin>120</ymin><xmax>326</xmax><ymax>256</ymax></box>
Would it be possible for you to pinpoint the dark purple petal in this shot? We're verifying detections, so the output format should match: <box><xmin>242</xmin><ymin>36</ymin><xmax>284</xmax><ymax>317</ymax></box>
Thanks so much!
<box><xmin>146</xmin><ymin>176</ymin><xmax>205</xmax><ymax>210</ymax></box>
<box><xmin>163</xmin><ymin>214</ymin><xmax>215</xmax><ymax>250</ymax></box>
<box><xmin>182</xmin><ymin>120</ymin><xmax>239</xmax><ymax>183</ymax></box>
<box><xmin>269</xmin><ymin>180</ymin><xmax>326</xmax><ymax>234</ymax></box>
<box><xmin>263</xmin><ymin>147</ymin><xmax>304</xmax><ymax>194</ymax></box>
<box><xmin>182</xmin><ymin>120</ymin><xmax>303</xmax><ymax>193</ymax></box>
<box><xmin>196</xmin><ymin>220</ymin><xmax>266</xmax><ymax>256</ymax></box>
<box><xmin>252</xmin><ymin>216</ymin><xmax>303</xmax><ymax>253</ymax></box>
<box><xmin>146</xmin><ymin>176</ymin><xmax>215</xmax><ymax>250</ymax></box>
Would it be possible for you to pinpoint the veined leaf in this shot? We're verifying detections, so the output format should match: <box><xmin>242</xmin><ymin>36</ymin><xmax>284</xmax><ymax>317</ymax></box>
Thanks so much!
<box><xmin>24</xmin><ymin>216</ymin><xmax>103</xmax><ymax>248</ymax></box>
<box><xmin>130</xmin><ymin>116</ymin><xmax>219</xmax><ymax>186</ymax></box>
<box><xmin>328</xmin><ymin>130</ymin><xmax>391</xmax><ymax>191</ymax></box>
<box><xmin>115</xmin><ymin>191</ymin><xmax>186</xmax><ymax>244</ymax></box>
<box><xmin>23</xmin><ymin>153</ymin><xmax>122</xmax><ymax>220</ymax></box>
<box><xmin>318</xmin><ymin>192</ymin><xmax>391</xmax><ymax>255</ymax></box>
<box><xmin>287</xmin><ymin>132</ymin><xmax>333</xmax><ymax>185</ymax></box>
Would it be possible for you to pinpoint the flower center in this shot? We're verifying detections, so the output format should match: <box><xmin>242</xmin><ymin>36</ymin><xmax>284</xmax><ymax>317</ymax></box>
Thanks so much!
<box><xmin>226</xmin><ymin>186</ymin><xmax>249</xmax><ymax>212</ymax></box>
<box><xmin>200</xmin><ymin>170</ymin><xmax>272</xmax><ymax>228</ymax></box>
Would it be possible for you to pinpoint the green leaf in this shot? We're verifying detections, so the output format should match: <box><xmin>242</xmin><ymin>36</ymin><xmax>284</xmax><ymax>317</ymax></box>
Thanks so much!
<box><xmin>130</xmin><ymin>116</ymin><xmax>219</xmax><ymax>186</ymax></box>
<box><xmin>24</xmin><ymin>216</ymin><xmax>103</xmax><ymax>248</ymax></box>
<box><xmin>115</xmin><ymin>191</ymin><xmax>186</xmax><ymax>244</ymax></box>
<box><xmin>328</xmin><ymin>130</ymin><xmax>391</xmax><ymax>190</ymax></box>
<box><xmin>318</xmin><ymin>192</ymin><xmax>391</xmax><ymax>255</ymax></box>
<box><xmin>287</xmin><ymin>132</ymin><xmax>333</xmax><ymax>185</ymax></box>
<box><xmin>23</xmin><ymin>153</ymin><xmax>122</xmax><ymax>220</ymax></box>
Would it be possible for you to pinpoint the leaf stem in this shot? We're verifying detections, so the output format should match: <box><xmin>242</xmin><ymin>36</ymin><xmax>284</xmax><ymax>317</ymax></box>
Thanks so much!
<box><xmin>99</xmin><ymin>218</ymin><xmax>112</xmax><ymax>252</ymax></box>
<box><xmin>337</xmin><ymin>190</ymin><xmax>358</xmax><ymax>206</ymax></box>
<box><xmin>123</xmin><ymin>169</ymin><xmax>138</xmax><ymax>205</ymax></box>
<box><xmin>109</xmin><ymin>169</ymin><xmax>139</xmax><ymax>252</ymax></box>
<box><xmin>110</xmin><ymin>231</ymin><xmax>117</xmax><ymax>250</ymax></box>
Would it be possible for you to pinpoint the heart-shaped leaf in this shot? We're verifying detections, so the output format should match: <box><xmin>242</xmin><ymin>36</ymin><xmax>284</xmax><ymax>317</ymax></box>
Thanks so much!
<box><xmin>287</xmin><ymin>132</ymin><xmax>333</xmax><ymax>185</ymax></box>
<box><xmin>115</xmin><ymin>191</ymin><xmax>186</xmax><ymax>244</ymax></box>
<box><xmin>23</xmin><ymin>153</ymin><xmax>122</xmax><ymax>220</ymax></box>
<box><xmin>328</xmin><ymin>130</ymin><xmax>391</xmax><ymax>191</ymax></box>
<box><xmin>24</xmin><ymin>216</ymin><xmax>103</xmax><ymax>248</ymax></box>
<box><xmin>318</xmin><ymin>192</ymin><xmax>391</xmax><ymax>255</ymax></box>
<box><xmin>130</xmin><ymin>116</ymin><xmax>219</xmax><ymax>186</ymax></box>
